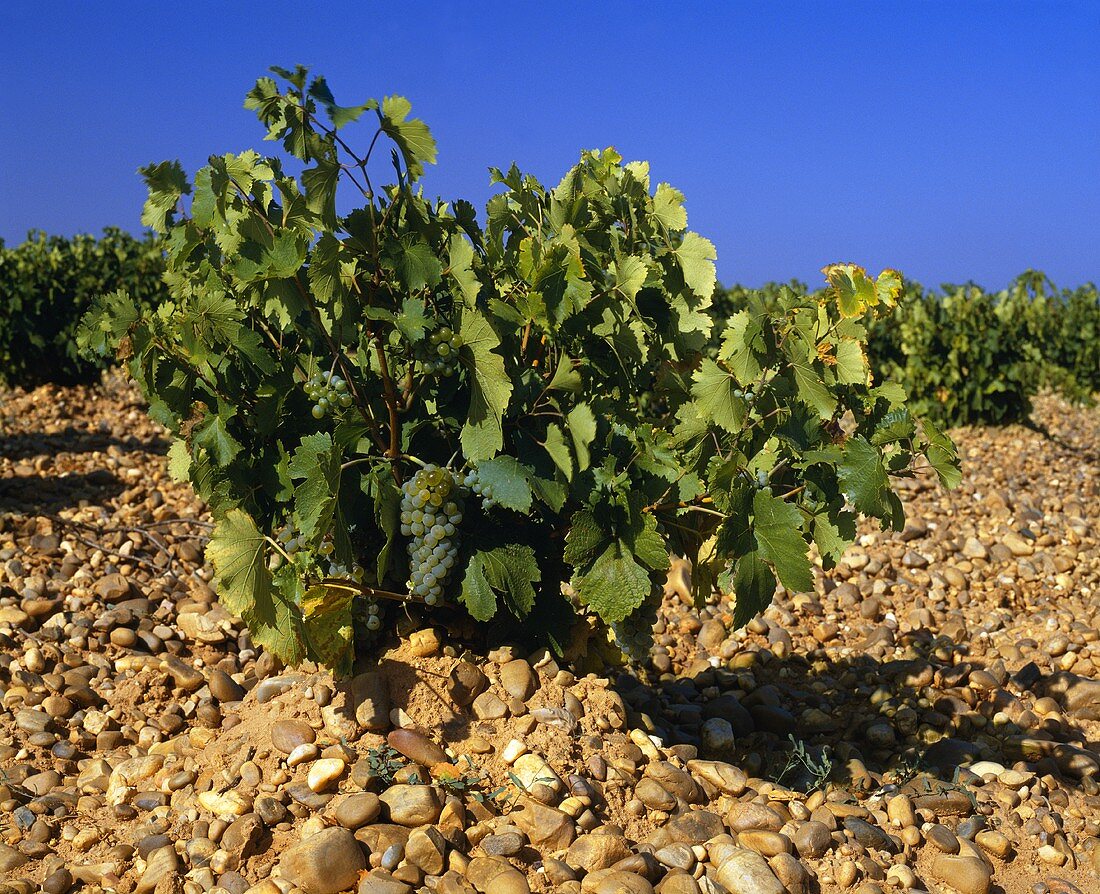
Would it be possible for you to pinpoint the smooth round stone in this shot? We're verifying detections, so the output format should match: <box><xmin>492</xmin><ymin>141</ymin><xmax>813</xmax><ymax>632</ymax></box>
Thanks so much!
<box><xmin>738</xmin><ymin>830</ymin><xmax>791</xmax><ymax>857</ymax></box>
<box><xmin>109</xmin><ymin>628</ymin><xmax>136</xmax><ymax>648</ymax></box>
<box><xmin>653</xmin><ymin>843</ymin><xmax>695</xmax><ymax>871</ymax></box>
<box><xmin>286</xmin><ymin>782</ymin><xmax>333</xmax><ymax>810</ymax></box>
<box><xmin>255</xmin><ymin>797</ymin><xmax>287</xmax><ymax>826</ymax></box>
<box><xmin>208</xmin><ymin>669</ymin><xmax>246</xmax><ymax>702</ymax></box>
<box><xmin>41</xmin><ymin>869</ymin><xmax>73</xmax><ymax>894</ymax></box>
<box><xmin>481</xmin><ymin>831</ymin><xmax>526</xmax><ymax>857</ymax></box>
<box><xmin>287</xmin><ymin>743</ymin><xmax>320</xmax><ymax>768</ymax></box>
<box><xmin>255</xmin><ymin>676</ymin><xmax>298</xmax><ymax>704</ymax></box>
<box><xmin>566</xmin><ymin>834</ymin><xmax>631</xmax><ymax>872</ymax></box>
<box><xmin>278</xmin><ymin>827</ymin><xmax>366</xmax><ymax>894</ymax></box>
<box><xmin>792</xmin><ymin>820</ymin><xmax>833</xmax><ymax>858</ymax></box>
<box><xmin>886</xmin><ymin>794</ymin><xmax>916</xmax><ymax>828</ymax></box>
<box><xmin>926</xmin><ymin>824</ymin><xmax>960</xmax><ymax>854</ymax></box>
<box><xmin>379</xmin><ymin>785</ymin><xmax>442</xmax><ymax>827</ymax></box>
<box><xmin>975</xmin><ymin>830</ymin><xmax>1013</xmax><ymax>859</ymax></box>
<box><xmin>387</xmin><ymin>728</ymin><xmax>447</xmax><ymax>767</ymax></box>
<box><xmin>656</xmin><ymin>869</ymin><xmax>702</xmax><ymax>894</ymax></box>
<box><xmin>843</xmin><ymin>817</ymin><xmax>895</xmax><ymax>852</ymax></box>
<box><xmin>589</xmin><ymin>870</ymin><xmax>654</xmax><ymax>894</ymax></box>
<box><xmin>726</xmin><ymin>802</ymin><xmax>784</xmax><ymax>833</ymax></box>
<box><xmin>334</xmin><ymin>793</ymin><xmax>381</xmax><ymax>829</ymax></box>
<box><xmin>271</xmin><ymin>719</ymin><xmax>315</xmax><ymax>754</ymax></box>
<box><xmin>499</xmin><ymin>659</ymin><xmax>537</xmax><ymax>701</ymax></box>
<box><xmin>167</xmin><ymin>770</ymin><xmax>197</xmax><ymax>791</ymax></box>
<box><xmin>307</xmin><ymin>758</ymin><xmax>346</xmax><ymax>793</ymax></box>
<box><xmin>930</xmin><ymin>854</ymin><xmax>992</xmax><ymax>894</ymax></box>
<box><xmin>967</xmin><ymin>760</ymin><xmax>1005</xmax><ymax>778</ymax></box>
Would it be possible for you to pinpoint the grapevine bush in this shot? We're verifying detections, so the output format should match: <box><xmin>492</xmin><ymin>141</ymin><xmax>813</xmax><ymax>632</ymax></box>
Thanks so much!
<box><xmin>715</xmin><ymin>274</ymin><xmax>1099</xmax><ymax>428</ymax></box>
<box><xmin>863</xmin><ymin>275</ymin><xmax>1099</xmax><ymax>426</ymax></box>
<box><xmin>0</xmin><ymin>228</ymin><xmax>165</xmax><ymax>386</ymax></box>
<box><xmin>80</xmin><ymin>66</ymin><xmax>960</xmax><ymax>672</ymax></box>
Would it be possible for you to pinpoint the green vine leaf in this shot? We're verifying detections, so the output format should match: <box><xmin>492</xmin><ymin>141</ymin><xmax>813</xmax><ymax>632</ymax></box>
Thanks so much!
<box><xmin>573</xmin><ymin>540</ymin><xmax>653</xmax><ymax>623</ymax></box>
<box><xmin>207</xmin><ymin>509</ymin><xmax>305</xmax><ymax>664</ymax></box>
<box><xmin>837</xmin><ymin>435</ymin><xmax>890</xmax><ymax>516</ymax></box>
<box><xmin>752</xmin><ymin>490</ymin><xmax>814</xmax><ymax>593</ymax></box>
<box><xmin>458</xmin><ymin>308</ymin><xmax>513</xmax><ymax>461</ymax></box>
<box><xmin>460</xmin><ymin>544</ymin><xmax>541</xmax><ymax>621</ymax></box>
<box><xmin>672</xmin><ymin>232</ymin><xmax>718</xmax><ymax>299</ymax></box>
<box><xmin>731</xmin><ymin>550</ymin><xmax>777</xmax><ymax>629</ymax></box>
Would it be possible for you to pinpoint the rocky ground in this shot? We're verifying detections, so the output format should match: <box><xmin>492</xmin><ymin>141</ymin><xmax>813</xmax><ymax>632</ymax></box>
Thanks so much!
<box><xmin>0</xmin><ymin>382</ymin><xmax>1098</xmax><ymax>894</ymax></box>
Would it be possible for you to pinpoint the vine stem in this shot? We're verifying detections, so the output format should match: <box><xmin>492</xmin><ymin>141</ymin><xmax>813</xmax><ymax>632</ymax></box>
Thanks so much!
<box><xmin>316</xmin><ymin>577</ymin><xmax>431</xmax><ymax>605</ymax></box>
<box><xmin>340</xmin><ymin>453</ymin><xmax>425</xmax><ymax>473</ymax></box>
<box><xmin>373</xmin><ymin>336</ymin><xmax>402</xmax><ymax>460</ymax></box>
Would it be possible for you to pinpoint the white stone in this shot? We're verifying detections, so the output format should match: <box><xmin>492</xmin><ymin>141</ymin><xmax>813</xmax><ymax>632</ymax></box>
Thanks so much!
<box><xmin>307</xmin><ymin>758</ymin><xmax>346</xmax><ymax>793</ymax></box>
<box><xmin>512</xmin><ymin>753</ymin><xmax>564</xmax><ymax>797</ymax></box>
<box><xmin>287</xmin><ymin>743</ymin><xmax>319</xmax><ymax>768</ymax></box>
<box><xmin>501</xmin><ymin>739</ymin><xmax>528</xmax><ymax>765</ymax></box>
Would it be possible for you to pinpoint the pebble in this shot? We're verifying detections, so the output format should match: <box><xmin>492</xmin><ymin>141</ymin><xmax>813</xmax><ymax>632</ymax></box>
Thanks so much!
<box><xmin>499</xmin><ymin>658</ymin><xmax>537</xmax><ymax>700</ymax></box>
<box><xmin>926</xmin><ymin>823</ymin><xmax>961</xmax><ymax>853</ymax></box>
<box><xmin>566</xmin><ymin>833</ymin><xmax>631</xmax><ymax>872</ymax></box>
<box><xmin>792</xmin><ymin>821</ymin><xmax>832</xmax><ymax>858</ymax></box>
<box><xmin>271</xmin><ymin>719</ymin><xmax>316</xmax><ymax>754</ymax></box>
<box><xmin>135</xmin><ymin>845</ymin><xmax>179</xmax><ymax>894</ymax></box>
<box><xmin>279</xmin><ymin>827</ymin><xmax>366</xmax><ymax>894</ymax></box>
<box><xmin>930</xmin><ymin>854</ymin><xmax>992</xmax><ymax>894</ymax></box>
<box><xmin>334</xmin><ymin>792</ymin><xmax>381</xmax><ymax>829</ymax></box>
<box><xmin>712</xmin><ymin>845</ymin><xmax>785</xmax><ymax>894</ymax></box>
<box><xmin>388</xmin><ymin>728</ymin><xmax>448</xmax><ymax>766</ymax></box>
<box><xmin>380</xmin><ymin>784</ymin><xmax>442</xmax><ymax>826</ymax></box>
<box><xmin>975</xmin><ymin>829</ymin><xmax>1013</xmax><ymax>859</ymax></box>
<box><xmin>307</xmin><ymin>757</ymin><xmax>346</xmax><ymax>792</ymax></box>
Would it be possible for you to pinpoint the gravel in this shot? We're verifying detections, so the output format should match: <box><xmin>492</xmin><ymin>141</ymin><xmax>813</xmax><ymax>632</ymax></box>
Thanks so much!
<box><xmin>0</xmin><ymin>382</ymin><xmax>1098</xmax><ymax>894</ymax></box>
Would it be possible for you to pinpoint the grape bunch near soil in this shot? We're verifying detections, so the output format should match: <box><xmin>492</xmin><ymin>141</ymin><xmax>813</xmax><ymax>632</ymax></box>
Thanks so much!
<box><xmin>401</xmin><ymin>466</ymin><xmax>463</xmax><ymax>605</ymax></box>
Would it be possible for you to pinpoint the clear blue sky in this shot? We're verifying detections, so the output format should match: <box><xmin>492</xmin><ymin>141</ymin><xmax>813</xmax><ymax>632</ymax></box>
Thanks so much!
<box><xmin>1</xmin><ymin>1</ymin><xmax>1097</xmax><ymax>288</ymax></box>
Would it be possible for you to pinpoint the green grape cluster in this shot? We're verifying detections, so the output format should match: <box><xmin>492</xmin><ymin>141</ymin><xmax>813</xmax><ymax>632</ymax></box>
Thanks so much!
<box><xmin>400</xmin><ymin>466</ymin><xmax>464</xmax><ymax>605</ymax></box>
<box><xmin>610</xmin><ymin>596</ymin><xmax>660</xmax><ymax>661</ymax></box>
<box><xmin>461</xmin><ymin>467</ymin><xmax>497</xmax><ymax>509</ymax></box>
<box><xmin>415</xmin><ymin>326</ymin><xmax>463</xmax><ymax>376</ymax></box>
<box><xmin>752</xmin><ymin>469</ymin><xmax>771</xmax><ymax>495</ymax></box>
<box><xmin>306</xmin><ymin>370</ymin><xmax>352</xmax><ymax>419</ymax></box>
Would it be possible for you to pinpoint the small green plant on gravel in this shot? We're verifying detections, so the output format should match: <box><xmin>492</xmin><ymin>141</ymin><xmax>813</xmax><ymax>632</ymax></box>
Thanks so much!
<box><xmin>364</xmin><ymin>744</ymin><xmax>406</xmax><ymax>786</ymax></box>
<box><xmin>80</xmin><ymin>65</ymin><xmax>959</xmax><ymax>672</ymax></box>
<box><xmin>771</xmin><ymin>734</ymin><xmax>834</xmax><ymax>791</ymax></box>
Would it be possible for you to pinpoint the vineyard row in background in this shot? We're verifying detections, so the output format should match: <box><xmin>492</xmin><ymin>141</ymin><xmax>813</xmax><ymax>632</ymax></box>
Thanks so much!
<box><xmin>2</xmin><ymin>230</ymin><xmax>1096</xmax><ymax>428</ymax></box>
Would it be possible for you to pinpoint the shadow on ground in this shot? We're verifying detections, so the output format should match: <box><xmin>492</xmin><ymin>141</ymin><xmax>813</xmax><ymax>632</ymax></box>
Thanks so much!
<box><xmin>609</xmin><ymin>625</ymin><xmax>1099</xmax><ymax>799</ymax></box>
<box><xmin>0</xmin><ymin>469</ymin><xmax>125</xmax><ymax>513</ymax></box>
<box><xmin>0</xmin><ymin>427</ymin><xmax>167</xmax><ymax>461</ymax></box>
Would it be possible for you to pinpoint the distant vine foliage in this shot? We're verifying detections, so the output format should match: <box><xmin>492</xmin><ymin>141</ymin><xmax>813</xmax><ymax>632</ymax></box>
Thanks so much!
<box><xmin>713</xmin><ymin>274</ymin><xmax>1100</xmax><ymax>427</ymax></box>
<box><xmin>0</xmin><ymin>228</ymin><xmax>165</xmax><ymax>386</ymax></box>
<box><xmin>80</xmin><ymin>66</ymin><xmax>959</xmax><ymax>671</ymax></box>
